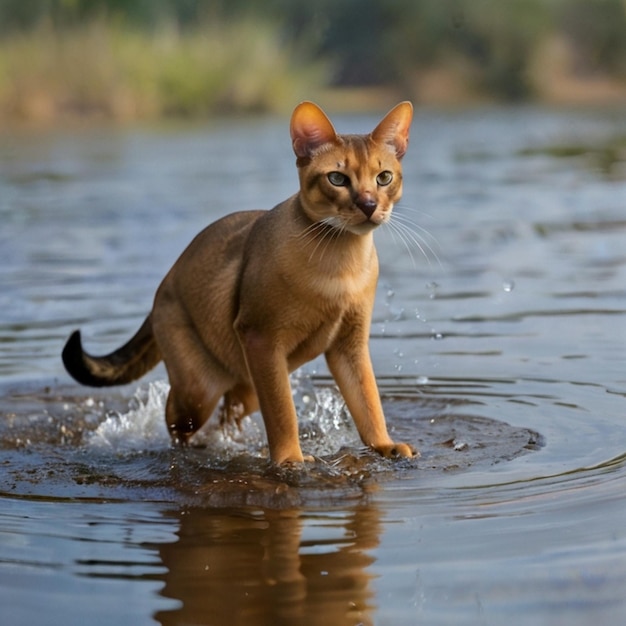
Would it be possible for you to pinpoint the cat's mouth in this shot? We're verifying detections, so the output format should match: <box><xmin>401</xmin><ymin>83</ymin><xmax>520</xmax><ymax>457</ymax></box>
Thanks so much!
<box><xmin>344</xmin><ymin>213</ymin><xmax>388</xmax><ymax>235</ymax></box>
<box><xmin>352</xmin><ymin>204</ymin><xmax>391</xmax><ymax>231</ymax></box>
<box><xmin>346</xmin><ymin>222</ymin><xmax>378</xmax><ymax>235</ymax></box>
<box><xmin>310</xmin><ymin>208</ymin><xmax>389</xmax><ymax>236</ymax></box>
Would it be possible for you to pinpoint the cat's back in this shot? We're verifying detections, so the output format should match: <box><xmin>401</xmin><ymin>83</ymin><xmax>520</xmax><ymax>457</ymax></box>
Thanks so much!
<box><xmin>185</xmin><ymin>210</ymin><xmax>265</xmax><ymax>261</ymax></box>
<box><xmin>158</xmin><ymin>209</ymin><xmax>265</xmax><ymax>300</ymax></box>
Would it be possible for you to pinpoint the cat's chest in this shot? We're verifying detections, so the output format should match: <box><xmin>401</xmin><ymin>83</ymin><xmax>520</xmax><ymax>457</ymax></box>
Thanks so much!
<box><xmin>304</xmin><ymin>268</ymin><xmax>373</xmax><ymax>303</ymax></box>
<box><xmin>288</xmin><ymin>240</ymin><xmax>378</xmax><ymax>303</ymax></box>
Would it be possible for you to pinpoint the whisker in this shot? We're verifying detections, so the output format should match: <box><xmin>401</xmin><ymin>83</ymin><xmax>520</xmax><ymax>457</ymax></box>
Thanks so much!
<box><xmin>394</xmin><ymin>203</ymin><xmax>437</xmax><ymax>222</ymax></box>
<box><xmin>392</xmin><ymin>210</ymin><xmax>440</xmax><ymax>245</ymax></box>
<box><xmin>316</xmin><ymin>218</ymin><xmax>346</xmax><ymax>262</ymax></box>
<box><xmin>387</xmin><ymin>219</ymin><xmax>428</xmax><ymax>268</ymax></box>
<box><xmin>297</xmin><ymin>217</ymin><xmax>344</xmax><ymax>263</ymax></box>
<box><xmin>385</xmin><ymin>214</ymin><xmax>443</xmax><ymax>269</ymax></box>
<box><xmin>390</xmin><ymin>213</ymin><xmax>442</xmax><ymax>268</ymax></box>
<box><xmin>306</xmin><ymin>226</ymin><xmax>333</xmax><ymax>263</ymax></box>
<box><xmin>295</xmin><ymin>220</ymin><xmax>328</xmax><ymax>243</ymax></box>
<box><xmin>391</xmin><ymin>215</ymin><xmax>440</xmax><ymax>250</ymax></box>
<box><xmin>296</xmin><ymin>219</ymin><xmax>330</xmax><ymax>244</ymax></box>
<box><xmin>385</xmin><ymin>219</ymin><xmax>418</xmax><ymax>268</ymax></box>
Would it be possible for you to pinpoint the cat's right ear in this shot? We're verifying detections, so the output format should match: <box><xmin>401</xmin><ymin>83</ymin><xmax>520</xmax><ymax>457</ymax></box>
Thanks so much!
<box><xmin>290</xmin><ymin>102</ymin><xmax>338</xmax><ymax>158</ymax></box>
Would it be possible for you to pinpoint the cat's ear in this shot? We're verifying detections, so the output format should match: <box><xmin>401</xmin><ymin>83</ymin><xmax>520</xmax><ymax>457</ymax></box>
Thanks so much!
<box><xmin>290</xmin><ymin>101</ymin><xmax>338</xmax><ymax>158</ymax></box>
<box><xmin>371</xmin><ymin>101</ymin><xmax>413</xmax><ymax>159</ymax></box>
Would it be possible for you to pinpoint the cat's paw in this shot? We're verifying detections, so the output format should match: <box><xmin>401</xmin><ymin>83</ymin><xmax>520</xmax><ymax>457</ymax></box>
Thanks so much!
<box><xmin>271</xmin><ymin>448</ymin><xmax>315</xmax><ymax>466</ymax></box>
<box><xmin>277</xmin><ymin>453</ymin><xmax>315</xmax><ymax>466</ymax></box>
<box><xmin>374</xmin><ymin>442</ymin><xmax>419</xmax><ymax>459</ymax></box>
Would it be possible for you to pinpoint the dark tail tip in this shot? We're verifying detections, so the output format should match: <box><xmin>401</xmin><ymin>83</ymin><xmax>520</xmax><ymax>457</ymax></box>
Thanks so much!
<box><xmin>62</xmin><ymin>329</ymin><xmax>106</xmax><ymax>387</ymax></box>
<box><xmin>62</xmin><ymin>329</ymin><xmax>82</xmax><ymax>372</ymax></box>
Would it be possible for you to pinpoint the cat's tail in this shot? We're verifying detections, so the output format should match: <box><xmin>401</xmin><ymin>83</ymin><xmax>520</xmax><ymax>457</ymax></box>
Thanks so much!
<box><xmin>62</xmin><ymin>315</ymin><xmax>162</xmax><ymax>387</ymax></box>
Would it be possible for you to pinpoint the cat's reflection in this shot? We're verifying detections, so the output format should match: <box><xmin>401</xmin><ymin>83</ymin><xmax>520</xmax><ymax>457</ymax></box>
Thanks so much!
<box><xmin>152</xmin><ymin>501</ymin><xmax>381</xmax><ymax>626</ymax></box>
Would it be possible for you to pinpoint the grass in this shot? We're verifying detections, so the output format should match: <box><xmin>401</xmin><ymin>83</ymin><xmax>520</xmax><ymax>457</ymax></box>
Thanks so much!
<box><xmin>0</xmin><ymin>19</ymin><xmax>328</xmax><ymax>122</ymax></box>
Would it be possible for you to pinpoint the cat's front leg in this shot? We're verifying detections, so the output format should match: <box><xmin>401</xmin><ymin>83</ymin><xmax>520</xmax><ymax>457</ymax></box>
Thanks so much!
<box><xmin>235</xmin><ymin>325</ymin><xmax>306</xmax><ymax>464</ymax></box>
<box><xmin>325</xmin><ymin>337</ymin><xmax>417</xmax><ymax>459</ymax></box>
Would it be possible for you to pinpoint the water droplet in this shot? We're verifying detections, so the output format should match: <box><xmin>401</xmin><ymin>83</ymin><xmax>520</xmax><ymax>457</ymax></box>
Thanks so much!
<box><xmin>503</xmin><ymin>280</ymin><xmax>515</xmax><ymax>292</ymax></box>
<box><xmin>416</xmin><ymin>375</ymin><xmax>429</xmax><ymax>385</ymax></box>
<box><xmin>431</xmin><ymin>331</ymin><xmax>444</xmax><ymax>340</ymax></box>
<box><xmin>414</xmin><ymin>308</ymin><xmax>426</xmax><ymax>322</ymax></box>
<box><xmin>392</xmin><ymin>307</ymin><xmax>405</xmax><ymax>321</ymax></box>
<box><xmin>427</xmin><ymin>281</ymin><xmax>440</xmax><ymax>299</ymax></box>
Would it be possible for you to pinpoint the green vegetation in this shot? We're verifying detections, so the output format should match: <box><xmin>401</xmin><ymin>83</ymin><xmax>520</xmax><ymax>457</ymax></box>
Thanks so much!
<box><xmin>0</xmin><ymin>17</ymin><xmax>325</xmax><ymax>120</ymax></box>
<box><xmin>1</xmin><ymin>0</ymin><xmax>626</xmax><ymax>121</ymax></box>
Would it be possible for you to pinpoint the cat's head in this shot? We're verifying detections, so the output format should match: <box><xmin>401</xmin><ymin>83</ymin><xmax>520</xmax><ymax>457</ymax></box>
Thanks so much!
<box><xmin>290</xmin><ymin>101</ymin><xmax>413</xmax><ymax>235</ymax></box>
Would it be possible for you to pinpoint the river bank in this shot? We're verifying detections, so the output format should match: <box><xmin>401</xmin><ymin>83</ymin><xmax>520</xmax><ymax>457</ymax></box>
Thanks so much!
<box><xmin>1</xmin><ymin>20</ymin><xmax>626</xmax><ymax>127</ymax></box>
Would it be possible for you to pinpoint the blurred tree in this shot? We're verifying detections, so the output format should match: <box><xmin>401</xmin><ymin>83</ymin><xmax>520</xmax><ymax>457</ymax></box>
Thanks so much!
<box><xmin>1</xmin><ymin>0</ymin><xmax>625</xmax><ymax>104</ymax></box>
<box><xmin>382</xmin><ymin>0</ymin><xmax>553</xmax><ymax>100</ymax></box>
<box><xmin>314</xmin><ymin>0</ymin><xmax>391</xmax><ymax>85</ymax></box>
<box><xmin>556</xmin><ymin>0</ymin><xmax>626</xmax><ymax>77</ymax></box>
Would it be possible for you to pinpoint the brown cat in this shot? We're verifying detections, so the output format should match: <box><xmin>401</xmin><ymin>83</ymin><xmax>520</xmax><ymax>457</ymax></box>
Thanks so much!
<box><xmin>62</xmin><ymin>101</ymin><xmax>417</xmax><ymax>464</ymax></box>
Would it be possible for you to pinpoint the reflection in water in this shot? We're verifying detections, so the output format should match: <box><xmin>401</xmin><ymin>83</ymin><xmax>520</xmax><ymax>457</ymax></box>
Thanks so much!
<box><xmin>153</xmin><ymin>504</ymin><xmax>381</xmax><ymax>626</ymax></box>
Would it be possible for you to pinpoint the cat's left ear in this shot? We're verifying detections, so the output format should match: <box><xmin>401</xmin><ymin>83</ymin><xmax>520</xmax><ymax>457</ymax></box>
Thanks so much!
<box><xmin>290</xmin><ymin>101</ymin><xmax>339</xmax><ymax>158</ymax></box>
<box><xmin>371</xmin><ymin>101</ymin><xmax>413</xmax><ymax>159</ymax></box>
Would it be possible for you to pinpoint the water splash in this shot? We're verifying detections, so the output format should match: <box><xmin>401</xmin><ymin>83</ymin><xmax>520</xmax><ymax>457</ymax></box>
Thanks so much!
<box><xmin>298</xmin><ymin>387</ymin><xmax>360</xmax><ymax>457</ymax></box>
<box><xmin>87</xmin><ymin>381</ymin><xmax>171</xmax><ymax>452</ymax></box>
<box><xmin>292</xmin><ymin>370</ymin><xmax>361</xmax><ymax>458</ymax></box>
<box><xmin>84</xmin><ymin>374</ymin><xmax>360</xmax><ymax>460</ymax></box>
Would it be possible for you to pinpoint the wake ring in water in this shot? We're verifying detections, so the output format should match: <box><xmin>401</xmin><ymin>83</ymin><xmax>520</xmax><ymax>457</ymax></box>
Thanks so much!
<box><xmin>0</xmin><ymin>380</ymin><xmax>541</xmax><ymax>507</ymax></box>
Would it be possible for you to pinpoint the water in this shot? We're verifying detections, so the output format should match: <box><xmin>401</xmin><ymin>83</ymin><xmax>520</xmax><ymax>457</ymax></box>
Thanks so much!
<box><xmin>1</xmin><ymin>106</ymin><xmax>625</xmax><ymax>625</ymax></box>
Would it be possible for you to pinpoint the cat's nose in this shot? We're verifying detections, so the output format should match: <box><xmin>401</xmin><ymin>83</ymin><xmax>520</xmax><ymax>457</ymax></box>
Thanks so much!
<box><xmin>355</xmin><ymin>196</ymin><xmax>377</xmax><ymax>218</ymax></box>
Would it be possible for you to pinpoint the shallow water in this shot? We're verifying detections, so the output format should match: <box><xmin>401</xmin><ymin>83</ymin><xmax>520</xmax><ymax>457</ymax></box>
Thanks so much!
<box><xmin>1</xmin><ymin>107</ymin><xmax>625</xmax><ymax>625</ymax></box>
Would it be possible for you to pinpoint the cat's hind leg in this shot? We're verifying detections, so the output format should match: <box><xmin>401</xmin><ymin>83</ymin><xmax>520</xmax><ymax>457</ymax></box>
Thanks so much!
<box><xmin>164</xmin><ymin>380</ymin><xmax>223</xmax><ymax>444</ymax></box>
<box><xmin>155</xmin><ymin>322</ymin><xmax>232</xmax><ymax>444</ymax></box>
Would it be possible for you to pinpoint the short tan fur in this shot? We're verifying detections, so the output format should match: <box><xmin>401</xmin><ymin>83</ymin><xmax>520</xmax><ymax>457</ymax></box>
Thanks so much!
<box><xmin>62</xmin><ymin>101</ymin><xmax>417</xmax><ymax>464</ymax></box>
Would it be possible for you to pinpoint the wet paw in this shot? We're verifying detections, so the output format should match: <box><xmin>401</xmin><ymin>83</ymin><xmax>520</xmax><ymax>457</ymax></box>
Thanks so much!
<box><xmin>375</xmin><ymin>442</ymin><xmax>419</xmax><ymax>459</ymax></box>
<box><xmin>275</xmin><ymin>453</ymin><xmax>314</xmax><ymax>466</ymax></box>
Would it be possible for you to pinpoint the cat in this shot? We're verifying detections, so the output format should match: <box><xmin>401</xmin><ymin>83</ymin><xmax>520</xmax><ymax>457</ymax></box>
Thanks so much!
<box><xmin>62</xmin><ymin>100</ymin><xmax>417</xmax><ymax>464</ymax></box>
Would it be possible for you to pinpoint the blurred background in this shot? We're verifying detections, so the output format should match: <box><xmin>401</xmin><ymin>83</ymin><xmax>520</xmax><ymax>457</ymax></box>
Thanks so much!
<box><xmin>1</xmin><ymin>0</ymin><xmax>626</xmax><ymax>123</ymax></box>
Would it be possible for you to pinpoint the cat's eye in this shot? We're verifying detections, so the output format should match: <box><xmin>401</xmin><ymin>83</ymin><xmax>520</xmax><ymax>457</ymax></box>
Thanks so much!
<box><xmin>376</xmin><ymin>171</ymin><xmax>393</xmax><ymax>186</ymax></box>
<box><xmin>328</xmin><ymin>171</ymin><xmax>349</xmax><ymax>187</ymax></box>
